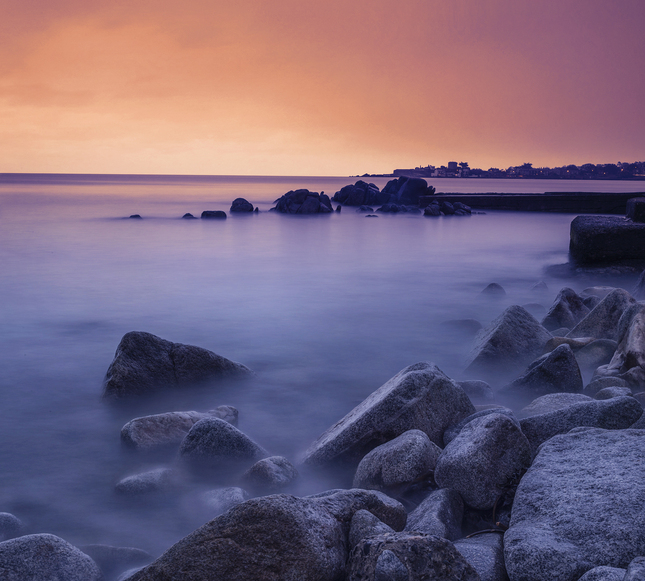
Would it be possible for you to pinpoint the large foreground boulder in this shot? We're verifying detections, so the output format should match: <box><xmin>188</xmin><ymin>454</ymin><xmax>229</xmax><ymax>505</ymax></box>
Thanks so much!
<box><xmin>127</xmin><ymin>490</ymin><xmax>406</xmax><ymax>581</ymax></box>
<box><xmin>567</xmin><ymin>288</ymin><xmax>636</xmax><ymax>341</ymax></box>
<box><xmin>271</xmin><ymin>189</ymin><xmax>333</xmax><ymax>214</ymax></box>
<box><xmin>504</xmin><ymin>428</ymin><xmax>645</xmax><ymax>581</ymax></box>
<box><xmin>301</xmin><ymin>363</ymin><xmax>475</xmax><ymax>468</ymax></box>
<box><xmin>103</xmin><ymin>331</ymin><xmax>251</xmax><ymax>399</ymax></box>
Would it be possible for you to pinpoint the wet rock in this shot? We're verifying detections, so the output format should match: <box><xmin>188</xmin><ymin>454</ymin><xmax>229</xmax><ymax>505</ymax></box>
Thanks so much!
<box><xmin>464</xmin><ymin>306</ymin><xmax>551</xmax><ymax>382</ymax></box>
<box><xmin>240</xmin><ymin>456</ymin><xmax>298</xmax><ymax>493</ymax></box>
<box><xmin>442</xmin><ymin>407</ymin><xmax>518</xmax><ymax>446</ymax></box>
<box><xmin>583</xmin><ymin>376</ymin><xmax>631</xmax><ymax>397</ymax></box>
<box><xmin>301</xmin><ymin>362</ymin><xmax>475</xmax><ymax>468</ymax></box>
<box><xmin>353</xmin><ymin>430</ymin><xmax>440</xmax><ymax>495</ymax></box>
<box><xmin>578</xmin><ymin>567</ymin><xmax>627</xmax><ymax>581</ymax></box>
<box><xmin>594</xmin><ymin>386</ymin><xmax>633</xmax><ymax>400</ymax></box>
<box><xmin>121</xmin><ymin>406</ymin><xmax>238</xmax><ymax>451</ymax></box>
<box><xmin>201</xmin><ymin>210</ymin><xmax>227</xmax><ymax>219</ymax></box>
<box><xmin>349</xmin><ymin>509</ymin><xmax>395</xmax><ymax>549</ymax></box>
<box><xmin>103</xmin><ymin>331</ymin><xmax>251</xmax><ymax>399</ymax></box>
<box><xmin>0</xmin><ymin>533</ymin><xmax>103</xmax><ymax>581</ymax></box>
<box><xmin>127</xmin><ymin>490</ymin><xmax>406</xmax><ymax>581</ymax></box>
<box><xmin>567</xmin><ymin>288</ymin><xmax>637</xmax><ymax>340</ymax></box>
<box><xmin>229</xmin><ymin>198</ymin><xmax>254</xmax><ymax>212</ymax></box>
<box><xmin>332</xmin><ymin>181</ymin><xmax>385</xmax><ymax>206</ymax></box>
<box><xmin>347</xmin><ymin>532</ymin><xmax>480</xmax><ymax>581</ymax></box>
<box><xmin>366</xmin><ymin>214</ymin><xmax>378</xmax><ymax>218</ymax></box>
<box><xmin>454</xmin><ymin>533</ymin><xmax>508</xmax><ymax>581</ymax></box>
<box><xmin>435</xmin><ymin>413</ymin><xmax>531</xmax><ymax>510</ymax></box>
<box><xmin>480</xmin><ymin>283</ymin><xmax>506</xmax><ymax>296</ymax></box>
<box><xmin>115</xmin><ymin>467</ymin><xmax>177</xmax><ymax>495</ymax></box>
<box><xmin>0</xmin><ymin>513</ymin><xmax>23</xmax><ymax>542</ymax></box>
<box><xmin>519</xmin><ymin>397</ymin><xmax>643</xmax><ymax>455</ymax></box>
<box><xmin>405</xmin><ymin>489</ymin><xmax>464</xmax><ymax>541</ymax></box>
<box><xmin>78</xmin><ymin>544</ymin><xmax>153</xmax><ymax>580</ymax></box>
<box><xmin>457</xmin><ymin>380</ymin><xmax>494</xmax><ymax>404</ymax></box>
<box><xmin>575</xmin><ymin>339</ymin><xmax>617</xmax><ymax>370</ymax></box>
<box><xmin>179</xmin><ymin>417</ymin><xmax>268</xmax><ymax>472</ymax></box>
<box><xmin>498</xmin><ymin>344</ymin><xmax>583</xmax><ymax>404</ymax></box>
<box><xmin>199</xmin><ymin>487</ymin><xmax>250</xmax><ymax>516</ymax></box>
<box><xmin>541</xmin><ymin>287</ymin><xmax>589</xmax><ymax>331</ymax></box>
<box><xmin>504</xmin><ymin>428</ymin><xmax>645</xmax><ymax>581</ymax></box>
<box><xmin>519</xmin><ymin>393</ymin><xmax>592</xmax><ymax>418</ymax></box>
<box><xmin>271</xmin><ymin>189</ymin><xmax>333</xmax><ymax>214</ymax></box>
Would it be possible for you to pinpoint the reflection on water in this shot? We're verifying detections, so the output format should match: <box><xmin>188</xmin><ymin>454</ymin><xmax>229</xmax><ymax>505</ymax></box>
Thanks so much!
<box><xmin>0</xmin><ymin>175</ymin><xmax>641</xmax><ymax>554</ymax></box>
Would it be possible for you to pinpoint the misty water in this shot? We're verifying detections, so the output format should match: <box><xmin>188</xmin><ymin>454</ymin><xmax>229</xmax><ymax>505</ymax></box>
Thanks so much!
<box><xmin>1</xmin><ymin>174</ymin><xmax>644</xmax><ymax>556</ymax></box>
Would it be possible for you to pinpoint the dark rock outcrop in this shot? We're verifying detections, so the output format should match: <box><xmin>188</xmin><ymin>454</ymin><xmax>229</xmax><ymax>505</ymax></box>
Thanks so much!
<box><xmin>381</xmin><ymin>176</ymin><xmax>436</xmax><ymax>205</ymax></box>
<box><xmin>541</xmin><ymin>287</ymin><xmax>589</xmax><ymax>331</ymax></box>
<box><xmin>271</xmin><ymin>189</ymin><xmax>333</xmax><ymax>214</ymax></box>
<box><xmin>230</xmin><ymin>198</ymin><xmax>254</xmax><ymax>212</ymax></box>
<box><xmin>201</xmin><ymin>210</ymin><xmax>227</xmax><ymax>219</ymax></box>
<box><xmin>332</xmin><ymin>181</ymin><xmax>386</xmax><ymax>206</ymax></box>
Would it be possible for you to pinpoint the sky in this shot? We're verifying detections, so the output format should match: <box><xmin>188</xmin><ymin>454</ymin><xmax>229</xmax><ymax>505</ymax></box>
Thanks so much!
<box><xmin>1</xmin><ymin>0</ymin><xmax>644</xmax><ymax>176</ymax></box>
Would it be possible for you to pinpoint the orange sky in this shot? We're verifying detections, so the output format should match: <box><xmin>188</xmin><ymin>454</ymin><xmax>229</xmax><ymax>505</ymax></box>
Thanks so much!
<box><xmin>1</xmin><ymin>0</ymin><xmax>644</xmax><ymax>175</ymax></box>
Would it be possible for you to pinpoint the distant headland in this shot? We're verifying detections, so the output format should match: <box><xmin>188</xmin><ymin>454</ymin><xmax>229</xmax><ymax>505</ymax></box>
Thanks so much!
<box><xmin>363</xmin><ymin>160</ymin><xmax>645</xmax><ymax>180</ymax></box>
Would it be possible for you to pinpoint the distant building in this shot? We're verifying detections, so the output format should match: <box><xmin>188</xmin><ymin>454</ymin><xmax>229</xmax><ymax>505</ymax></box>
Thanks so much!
<box><xmin>448</xmin><ymin>161</ymin><xmax>458</xmax><ymax>171</ymax></box>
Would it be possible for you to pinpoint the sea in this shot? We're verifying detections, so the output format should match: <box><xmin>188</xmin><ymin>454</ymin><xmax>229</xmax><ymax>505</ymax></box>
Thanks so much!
<box><xmin>1</xmin><ymin>173</ymin><xmax>644</xmax><ymax>555</ymax></box>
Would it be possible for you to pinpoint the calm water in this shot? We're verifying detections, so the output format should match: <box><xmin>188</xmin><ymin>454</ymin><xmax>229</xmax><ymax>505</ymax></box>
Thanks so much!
<box><xmin>1</xmin><ymin>174</ymin><xmax>643</xmax><ymax>555</ymax></box>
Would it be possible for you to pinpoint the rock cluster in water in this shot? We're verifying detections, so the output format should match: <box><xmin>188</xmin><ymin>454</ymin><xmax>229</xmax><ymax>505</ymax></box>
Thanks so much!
<box><xmin>6</xmin><ymin>276</ymin><xmax>645</xmax><ymax>580</ymax></box>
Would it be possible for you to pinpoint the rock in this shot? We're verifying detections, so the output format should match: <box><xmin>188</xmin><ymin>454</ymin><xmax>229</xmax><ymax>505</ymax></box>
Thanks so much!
<box><xmin>441</xmin><ymin>201</ymin><xmax>456</xmax><ymax>215</ymax></box>
<box><xmin>179</xmin><ymin>417</ymin><xmax>268</xmax><ymax>472</ymax></box>
<box><xmin>480</xmin><ymin>283</ymin><xmax>505</xmax><ymax>296</ymax></box>
<box><xmin>301</xmin><ymin>362</ymin><xmax>475</xmax><ymax>468</ymax></box>
<box><xmin>567</xmin><ymin>288</ymin><xmax>637</xmax><ymax>340</ymax></box>
<box><xmin>356</xmin><ymin>205</ymin><xmax>375</xmax><ymax>213</ymax></box>
<box><xmin>498</xmin><ymin>344</ymin><xmax>583</xmax><ymax>404</ymax></box>
<box><xmin>633</xmin><ymin>270</ymin><xmax>645</xmax><ymax>300</ymax></box>
<box><xmin>129</xmin><ymin>214</ymin><xmax>142</xmax><ymax>219</ymax></box>
<box><xmin>454</xmin><ymin>533</ymin><xmax>508</xmax><ymax>581</ymax></box>
<box><xmin>504</xmin><ymin>428</ymin><xmax>645</xmax><ymax>581</ymax></box>
<box><xmin>366</xmin><ymin>214</ymin><xmax>378</xmax><ymax>218</ymax></box>
<box><xmin>332</xmin><ymin>181</ymin><xmax>385</xmax><ymax>206</ymax></box>
<box><xmin>625</xmin><ymin>556</ymin><xmax>645</xmax><ymax>580</ymax></box>
<box><xmin>201</xmin><ymin>210</ymin><xmax>227</xmax><ymax>219</ymax></box>
<box><xmin>584</xmin><ymin>376</ymin><xmax>631</xmax><ymax>397</ymax></box>
<box><xmin>271</xmin><ymin>189</ymin><xmax>333</xmax><ymax>214</ymax></box>
<box><xmin>181</xmin><ymin>212</ymin><xmax>197</xmax><ymax>219</ymax></box>
<box><xmin>577</xmin><ymin>567</ymin><xmax>627</xmax><ymax>581</ymax></box>
<box><xmin>240</xmin><ymin>456</ymin><xmax>298</xmax><ymax>493</ymax></box>
<box><xmin>519</xmin><ymin>397</ymin><xmax>643</xmax><ymax>455</ymax></box>
<box><xmin>405</xmin><ymin>489</ymin><xmax>464</xmax><ymax>541</ymax></box>
<box><xmin>0</xmin><ymin>533</ymin><xmax>103</xmax><ymax>581</ymax></box>
<box><xmin>575</xmin><ymin>339</ymin><xmax>618</xmax><ymax>370</ymax></box>
<box><xmin>347</xmin><ymin>532</ymin><xmax>480</xmax><ymax>581</ymax></box>
<box><xmin>453</xmin><ymin>202</ymin><xmax>472</xmax><ymax>214</ymax></box>
<box><xmin>353</xmin><ymin>430</ymin><xmax>440</xmax><ymax>495</ymax></box>
<box><xmin>78</xmin><ymin>544</ymin><xmax>153</xmax><ymax>580</ymax></box>
<box><xmin>583</xmin><ymin>295</ymin><xmax>602</xmax><ymax>310</ymax></box>
<box><xmin>381</xmin><ymin>176</ymin><xmax>435</xmax><ymax>205</ymax></box>
<box><xmin>464</xmin><ymin>306</ymin><xmax>551</xmax><ymax>382</ymax></box>
<box><xmin>121</xmin><ymin>406</ymin><xmax>238</xmax><ymax>451</ymax></box>
<box><xmin>435</xmin><ymin>413</ymin><xmax>531</xmax><ymax>510</ymax></box>
<box><xmin>103</xmin><ymin>331</ymin><xmax>251</xmax><ymax>399</ymax></box>
<box><xmin>443</xmin><ymin>407</ymin><xmax>518</xmax><ymax>446</ymax></box>
<box><xmin>349</xmin><ymin>509</ymin><xmax>395</xmax><ymax>549</ymax></box>
<box><xmin>335</xmin><ymin>205</ymin><xmax>341</xmax><ymax>212</ymax></box>
<box><xmin>519</xmin><ymin>393</ymin><xmax>593</xmax><ymax>418</ymax></box>
<box><xmin>544</xmin><ymin>336</ymin><xmax>595</xmax><ymax>352</ymax></box>
<box><xmin>580</xmin><ymin>286</ymin><xmax>616</xmax><ymax>300</ymax></box>
<box><xmin>0</xmin><ymin>513</ymin><xmax>23</xmax><ymax>542</ymax></box>
<box><xmin>424</xmin><ymin>204</ymin><xmax>442</xmax><ymax>216</ymax></box>
<box><xmin>594</xmin><ymin>386</ymin><xmax>633</xmax><ymax>399</ymax></box>
<box><xmin>457</xmin><ymin>380</ymin><xmax>494</xmax><ymax>404</ymax></box>
<box><xmin>115</xmin><ymin>467</ymin><xmax>177</xmax><ymax>495</ymax></box>
<box><xmin>569</xmin><ymin>215</ymin><xmax>645</xmax><ymax>263</ymax></box>
<box><xmin>229</xmin><ymin>198</ymin><xmax>254</xmax><ymax>213</ymax></box>
<box><xmin>127</xmin><ymin>490</ymin><xmax>406</xmax><ymax>581</ymax></box>
<box><xmin>541</xmin><ymin>287</ymin><xmax>589</xmax><ymax>331</ymax></box>
<box><xmin>377</xmin><ymin>203</ymin><xmax>408</xmax><ymax>213</ymax></box>
<box><xmin>199</xmin><ymin>487</ymin><xmax>250</xmax><ymax>516</ymax></box>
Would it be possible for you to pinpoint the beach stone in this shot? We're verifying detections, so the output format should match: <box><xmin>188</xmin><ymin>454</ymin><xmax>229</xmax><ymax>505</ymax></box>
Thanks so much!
<box><xmin>347</xmin><ymin>532</ymin><xmax>480</xmax><ymax>581</ymax></box>
<box><xmin>115</xmin><ymin>467</ymin><xmax>177</xmax><ymax>495</ymax></box>
<box><xmin>454</xmin><ymin>533</ymin><xmax>508</xmax><ymax>581</ymax></box>
<box><xmin>504</xmin><ymin>428</ymin><xmax>645</xmax><ymax>581</ymax></box>
<box><xmin>464</xmin><ymin>306</ymin><xmax>551</xmax><ymax>382</ymax></box>
<box><xmin>127</xmin><ymin>490</ymin><xmax>406</xmax><ymax>581</ymax></box>
<box><xmin>519</xmin><ymin>393</ymin><xmax>592</xmax><ymax>418</ymax></box>
<box><xmin>353</xmin><ymin>430</ymin><xmax>440</xmax><ymax>494</ymax></box>
<box><xmin>229</xmin><ymin>197</ymin><xmax>253</xmax><ymax>212</ymax></box>
<box><xmin>567</xmin><ymin>288</ymin><xmax>637</xmax><ymax>340</ymax></box>
<box><xmin>435</xmin><ymin>413</ymin><xmax>531</xmax><ymax>510</ymax></box>
<box><xmin>633</xmin><ymin>270</ymin><xmax>645</xmax><ymax>300</ymax></box>
<box><xmin>541</xmin><ymin>287</ymin><xmax>590</xmax><ymax>331</ymax></box>
<box><xmin>575</xmin><ymin>339</ymin><xmax>617</xmax><ymax>370</ymax></box>
<box><xmin>349</xmin><ymin>509</ymin><xmax>395</xmax><ymax>549</ymax></box>
<box><xmin>301</xmin><ymin>362</ymin><xmax>475</xmax><ymax>468</ymax></box>
<box><xmin>179</xmin><ymin>417</ymin><xmax>268</xmax><ymax>471</ymax></box>
<box><xmin>201</xmin><ymin>210</ymin><xmax>227</xmax><ymax>219</ymax></box>
<box><xmin>442</xmin><ymin>407</ymin><xmax>518</xmax><ymax>446</ymax></box>
<box><xmin>103</xmin><ymin>331</ymin><xmax>251</xmax><ymax>399</ymax></box>
<box><xmin>405</xmin><ymin>489</ymin><xmax>464</xmax><ymax>541</ymax></box>
<box><xmin>519</xmin><ymin>396</ymin><xmax>643</xmax><ymax>455</ymax></box>
<box><xmin>457</xmin><ymin>380</ymin><xmax>494</xmax><ymax>403</ymax></box>
<box><xmin>578</xmin><ymin>567</ymin><xmax>627</xmax><ymax>581</ymax></box>
<box><xmin>332</xmin><ymin>180</ymin><xmax>385</xmax><ymax>206</ymax></box>
<box><xmin>121</xmin><ymin>406</ymin><xmax>238</xmax><ymax>451</ymax></box>
<box><xmin>78</xmin><ymin>544</ymin><xmax>153</xmax><ymax>580</ymax></box>
<box><xmin>498</xmin><ymin>344</ymin><xmax>583</xmax><ymax>404</ymax></box>
<box><xmin>240</xmin><ymin>456</ymin><xmax>298</xmax><ymax>493</ymax></box>
<box><xmin>199</xmin><ymin>487</ymin><xmax>250</xmax><ymax>516</ymax></box>
<box><xmin>624</xmin><ymin>556</ymin><xmax>645</xmax><ymax>580</ymax></box>
<box><xmin>0</xmin><ymin>513</ymin><xmax>23</xmax><ymax>542</ymax></box>
<box><xmin>271</xmin><ymin>189</ymin><xmax>333</xmax><ymax>214</ymax></box>
<box><xmin>595</xmin><ymin>386</ymin><xmax>633</xmax><ymax>400</ymax></box>
<box><xmin>129</xmin><ymin>214</ymin><xmax>142</xmax><ymax>219</ymax></box>
<box><xmin>584</xmin><ymin>376</ymin><xmax>632</xmax><ymax>396</ymax></box>
<box><xmin>0</xmin><ymin>533</ymin><xmax>103</xmax><ymax>581</ymax></box>
<box><xmin>480</xmin><ymin>282</ymin><xmax>506</xmax><ymax>296</ymax></box>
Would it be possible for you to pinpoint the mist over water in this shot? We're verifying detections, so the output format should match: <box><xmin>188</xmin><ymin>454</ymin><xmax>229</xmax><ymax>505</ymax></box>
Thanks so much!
<box><xmin>1</xmin><ymin>174</ymin><xmax>643</xmax><ymax>555</ymax></box>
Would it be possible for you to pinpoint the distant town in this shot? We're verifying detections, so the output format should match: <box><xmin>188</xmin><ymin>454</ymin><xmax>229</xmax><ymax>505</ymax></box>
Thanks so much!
<box><xmin>365</xmin><ymin>160</ymin><xmax>645</xmax><ymax>180</ymax></box>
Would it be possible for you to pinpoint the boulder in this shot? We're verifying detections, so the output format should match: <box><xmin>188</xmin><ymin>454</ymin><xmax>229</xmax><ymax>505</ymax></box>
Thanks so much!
<box><xmin>0</xmin><ymin>533</ymin><xmax>103</xmax><ymax>581</ymax></box>
<box><xmin>504</xmin><ymin>428</ymin><xmax>645</xmax><ymax>581</ymax></box>
<box><xmin>594</xmin><ymin>386</ymin><xmax>633</xmax><ymax>400</ymax></box>
<box><xmin>181</xmin><ymin>212</ymin><xmax>197</xmax><ymax>219</ymax></box>
<box><xmin>583</xmin><ymin>376</ymin><xmax>631</xmax><ymax>397</ymax></box>
<box><xmin>519</xmin><ymin>397</ymin><xmax>643</xmax><ymax>455</ymax></box>
<box><xmin>78</xmin><ymin>544</ymin><xmax>153</xmax><ymax>580</ymax></box>
<box><xmin>480</xmin><ymin>283</ymin><xmax>506</xmax><ymax>296</ymax></box>
<box><xmin>578</xmin><ymin>567</ymin><xmax>627</xmax><ymax>581</ymax></box>
<box><xmin>240</xmin><ymin>456</ymin><xmax>298</xmax><ymax>493</ymax></box>
<box><xmin>271</xmin><ymin>189</ymin><xmax>333</xmax><ymax>214</ymax></box>
<box><xmin>201</xmin><ymin>210</ymin><xmax>227</xmax><ymax>219</ymax></box>
<box><xmin>121</xmin><ymin>406</ymin><xmax>238</xmax><ymax>451</ymax></box>
<box><xmin>229</xmin><ymin>198</ymin><xmax>254</xmax><ymax>212</ymax></box>
<box><xmin>441</xmin><ymin>201</ymin><xmax>456</xmax><ymax>215</ymax></box>
<box><xmin>442</xmin><ymin>407</ymin><xmax>518</xmax><ymax>446</ymax></box>
<box><xmin>543</xmin><ymin>336</ymin><xmax>595</xmax><ymax>352</ymax></box>
<box><xmin>381</xmin><ymin>176</ymin><xmax>435</xmax><ymax>205</ymax></box>
<box><xmin>353</xmin><ymin>430</ymin><xmax>440</xmax><ymax>495</ymax></box>
<box><xmin>199</xmin><ymin>487</ymin><xmax>250</xmax><ymax>516</ymax></box>
<box><xmin>434</xmin><ymin>414</ymin><xmax>531</xmax><ymax>510</ymax></box>
<box><xmin>0</xmin><ymin>513</ymin><xmax>23</xmax><ymax>542</ymax></box>
<box><xmin>541</xmin><ymin>287</ymin><xmax>589</xmax><ymax>331</ymax></box>
<box><xmin>347</xmin><ymin>532</ymin><xmax>480</xmax><ymax>581</ymax></box>
<box><xmin>103</xmin><ymin>332</ymin><xmax>251</xmax><ymax>399</ymax></box>
<box><xmin>583</xmin><ymin>295</ymin><xmax>602</xmax><ymax>310</ymax></box>
<box><xmin>464</xmin><ymin>306</ymin><xmax>551</xmax><ymax>382</ymax></box>
<box><xmin>332</xmin><ymin>181</ymin><xmax>385</xmax><ymax>206</ymax></box>
<box><xmin>349</xmin><ymin>509</ymin><xmax>395</xmax><ymax>549</ymax></box>
<box><xmin>115</xmin><ymin>467</ymin><xmax>177</xmax><ymax>495</ymax></box>
<box><xmin>580</xmin><ymin>286</ymin><xmax>616</xmax><ymax>300</ymax></box>
<box><xmin>575</xmin><ymin>339</ymin><xmax>617</xmax><ymax>370</ymax></box>
<box><xmin>625</xmin><ymin>556</ymin><xmax>645</xmax><ymax>580</ymax></box>
<box><xmin>301</xmin><ymin>362</ymin><xmax>475</xmax><ymax>468</ymax></box>
<box><xmin>454</xmin><ymin>533</ymin><xmax>508</xmax><ymax>581</ymax></box>
<box><xmin>405</xmin><ymin>488</ymin><xmax>464</xmax><ymax>541</ymax></box>
<box><xmin>567</xmin><ymin>288</ymin><xmax>637</xmax><ymax>341</ymax></box>
<box><xmin>424</xmin><ymin>204</ymin><xmax>442</xmax><ymax>216</ymax></box>
<box><xmin>518</xmin><ymin>393</ymin><xmax>592</xmax><ymax>418</ymax></box>
<box><xmin>127</xmin><ymin>490</ymin><xmax>406</xmax><ymax>581</ymax></box>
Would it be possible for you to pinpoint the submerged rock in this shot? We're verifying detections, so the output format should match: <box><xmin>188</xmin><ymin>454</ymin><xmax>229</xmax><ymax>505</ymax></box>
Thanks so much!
<box><xmin>480</xmin><ymin>282</ymin><xmax>506</xmax><ymax>296</ymax></box>
<box><xmin>454</xmin><ymin>533</ymin><xmax>508</xmax><ymax>581</ymax></box>
<box><xmin>0</xmin><ymin>513</ymin><xmax>23</xmax><ymax>542</ymax></box>
<box><xmin>115</xmin><ymin>467</ymin><xmax>178</xmax><ymax>495</ymax></box>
